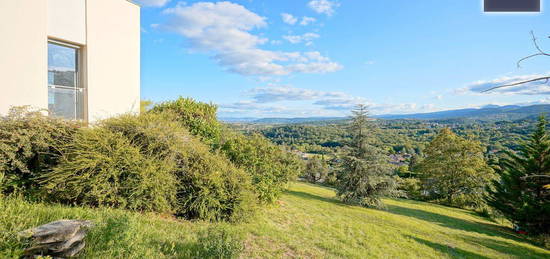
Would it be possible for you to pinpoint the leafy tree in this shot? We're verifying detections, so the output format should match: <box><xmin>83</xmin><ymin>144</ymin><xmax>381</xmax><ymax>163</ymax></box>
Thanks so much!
<box><xmin>336</xmin><ymin>105</ymin><xmax>400</xmax><ymax>209</ymax></box>
<box><xmin>304</xmin><ymin>157</ymin><xmax>329</xmax><ymax>183</ymax></box>
<box><xmin>416</xmin><ymin>128</ymin><xmax>495</xmax><ymax>208</ymax></box>
<box><xmin>487</xmin><ymin>116</ymin><xmax>550</xmax><ymax>234</ymax></box>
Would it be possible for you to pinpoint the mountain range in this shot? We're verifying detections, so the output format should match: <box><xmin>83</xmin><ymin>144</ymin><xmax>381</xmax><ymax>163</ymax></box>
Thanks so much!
<box><xmin>220</xmin><ymin>104</ymin><xmax>550</xmax><ymax>124</ymax></box>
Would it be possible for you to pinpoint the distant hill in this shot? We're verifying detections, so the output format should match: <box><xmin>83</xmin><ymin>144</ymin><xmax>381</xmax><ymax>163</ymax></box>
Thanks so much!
<box><xmin>220</xmin><ymin>117</ymin><xmax>347</xmax><ymax>124</ymax></box>
<box><xmin>220</xmin><ymin>104</ymin><xmax>550</xmax><ymax>124</ymax></box>
<box><xmin>375</xmin><ymin>104</ymin><xmax>550</xmax><ymax>121</ymax></box>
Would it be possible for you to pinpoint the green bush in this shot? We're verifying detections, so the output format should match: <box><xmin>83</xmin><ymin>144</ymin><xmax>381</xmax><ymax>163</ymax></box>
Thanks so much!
<box><xmin>398</xmin><ymin>177</ymin><xmax>423</xmax><ymax>200</ymax></box>
<box><xmin>221</xmin><ymin>131</ymin><xmax>303</xmax><ymax>204</ymax></box>
<box><xmin>100</xmin><ymin>112</ymin><xmax>256</xmax><ymax>222</ymax></box>
<box><xmin>0</xmin><ymin>106</ymin><xmax>79</xmax><ymax>197</ymax></box>
<box><xmin>151</xmin><ymin>97</ymin><xmax>221</xmax><ymax>146</ymax></box>
<box><xmin>41</xmin><ymin>127</ymin><xmax>177</xmax><ymax>213</ymax></box>
<box><xmin>195</xmin><ymin>225</ymin><xmax>244</xmax><ymax>259</ymax></box>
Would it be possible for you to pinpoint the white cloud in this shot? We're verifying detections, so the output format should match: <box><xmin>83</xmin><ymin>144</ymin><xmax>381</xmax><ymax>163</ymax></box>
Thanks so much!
<box><xmin>281</xmin><ymin>13</ymin><xmax>298</xmax><ymax>25</ymax></box>
<box><xmin>283</xmin><ymin>33</ymin><xmax>320</xmax><ymax>45</ymax></box>
<box><xmin>135</xmin><ymin>0</ymin><xmax>171</xmax><ymax>7</ymax></box>
<box><xmin>162</xmin><ymin>2</ymin><xmax>341</xmax><ymax>76</ymax></box>
<box><xmin>220</xmin><ymin>85</ymin><xmax>447</xmax><ymax>117</ymax></box>
<box><xmin>300</xmin><ymin>16</ymin><xmax>317</xmax><ymax>26</ymax></box>
<box><xmin>248</xmin><ymin>85</ymin><xmax>349</xmax><ymax>103</ymax></box>
<box><xmin>308</xmin><ymin>0</ymin><xmax>340</xmax><ymax>16</ymax></box>
<box><xmin>457</xmin><ymin>73</ymin><xmax>550</xmax><ymax>95</ymax></box>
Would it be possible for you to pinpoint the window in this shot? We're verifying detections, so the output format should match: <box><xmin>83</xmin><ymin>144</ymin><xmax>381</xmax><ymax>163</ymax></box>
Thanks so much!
<box><xmin>48</xmin><ymin>41</ymin><xmax>85</xmax><ymax>120</ymax></box>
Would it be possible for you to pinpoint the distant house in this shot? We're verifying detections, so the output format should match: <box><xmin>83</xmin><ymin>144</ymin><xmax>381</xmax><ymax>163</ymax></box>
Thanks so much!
<box><xmin>0</xmin><ymin>0</ymin><xmax>140</xmax><ymax>122</ymax></box>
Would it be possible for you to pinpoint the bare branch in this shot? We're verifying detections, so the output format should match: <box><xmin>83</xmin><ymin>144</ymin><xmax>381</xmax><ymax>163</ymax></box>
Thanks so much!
<box><xmin>481</xmin><ymin>76</ymin><xmax>550</xmax><ymax>93</ymax></box>
<box><xmin>517</xmin><ymin>31</ymin><xmax>550</xmax><ymax>68</ymax></box>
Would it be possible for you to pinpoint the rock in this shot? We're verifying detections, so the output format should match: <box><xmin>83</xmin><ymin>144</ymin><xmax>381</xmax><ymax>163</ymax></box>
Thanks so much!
<box><xmin>18</xmin><ymin>220</ymin><xmax>93</xmax><ymax>259</ymax></box>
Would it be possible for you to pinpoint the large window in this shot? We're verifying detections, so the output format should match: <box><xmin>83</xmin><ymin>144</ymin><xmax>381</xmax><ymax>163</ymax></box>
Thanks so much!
<box><xmin>48</xmin><ymin>41</ymin><xmax>85</xmax><ymax>120</ymax></box>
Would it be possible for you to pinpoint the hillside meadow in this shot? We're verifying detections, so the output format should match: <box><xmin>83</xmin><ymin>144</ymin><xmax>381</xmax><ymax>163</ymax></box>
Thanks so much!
<box><xmin>2</xmin><ymin>181</ymin><xmax>548</xmax><ymax>258</ymax></box>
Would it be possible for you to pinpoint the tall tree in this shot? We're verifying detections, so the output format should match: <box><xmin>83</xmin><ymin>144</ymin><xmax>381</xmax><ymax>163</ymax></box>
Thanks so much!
<box><xmin>416</xmin><ymin>128</ymin><xmax>495</xmax><ymax>208</ymax></box>
<box><xmin>487</xmin><ymin>116</ymin><xmax>550</xmax><ymax>234</ymax></box>
<box><xmin>336</xmin><ymin>105</ymin><xmax>400</xmax><ymax>209</ymax></box>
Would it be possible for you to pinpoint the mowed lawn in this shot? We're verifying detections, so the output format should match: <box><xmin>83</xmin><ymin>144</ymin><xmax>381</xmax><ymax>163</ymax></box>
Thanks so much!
<box><xmin>1</xmin><ymin>182</ymin><xmax>549</xmax><ymax>258</ymax></box>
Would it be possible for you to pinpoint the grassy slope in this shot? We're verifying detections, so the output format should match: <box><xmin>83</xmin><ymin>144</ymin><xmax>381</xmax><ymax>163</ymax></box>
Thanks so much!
<box><xmin>1</xmin><ymin>182</ymin><xmax>549</xmax><ymax>258</ymax></box>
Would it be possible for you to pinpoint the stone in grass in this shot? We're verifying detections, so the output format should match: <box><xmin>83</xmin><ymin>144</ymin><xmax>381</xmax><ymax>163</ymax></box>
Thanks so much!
<box><xmin>18</xmin><ymin>220</ymin><xmax>93</xmax><ymax>259</ymax></box>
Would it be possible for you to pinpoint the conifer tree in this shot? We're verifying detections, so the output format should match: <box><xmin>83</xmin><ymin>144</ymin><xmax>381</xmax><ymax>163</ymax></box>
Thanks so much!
<box><xmin>487</xmin><ymin>116</ymin><xmax>550</xmax><ymax>234</ymax></box>
<box><xmin>336</xmin><ymin>105</ymin><xmax>400</xmax><ymax>208</ymax></box>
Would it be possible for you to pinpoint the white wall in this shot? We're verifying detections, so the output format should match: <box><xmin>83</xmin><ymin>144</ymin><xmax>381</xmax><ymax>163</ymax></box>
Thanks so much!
<box><xmin>0</xmin><ymin>0</ymin><xmax>140</xmax><ymax>122</ymax></box>
<box><xmin>0</xmin><ymin>0</ymin><xmax>48</xmax><ymax>115</ymax></box>
<box><xmin>48</xmin><ymin>0</ymin><xmax>87</xmax><ymax>45</ymax></box>
<box><xmin>86</xmin><ymin>0</ymin><xmax>141</xmax><ymax>122</ymax></box>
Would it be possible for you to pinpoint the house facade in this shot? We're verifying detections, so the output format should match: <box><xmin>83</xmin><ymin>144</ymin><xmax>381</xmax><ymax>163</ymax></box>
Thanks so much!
<box><xmin>0</xmin><ymin>0</ymin><xmax>140</xmax><ymax>122</ymax></box>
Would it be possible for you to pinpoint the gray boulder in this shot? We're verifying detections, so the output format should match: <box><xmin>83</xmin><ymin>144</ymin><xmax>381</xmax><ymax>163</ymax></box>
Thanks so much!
<box><xmin>18</xmin><ymin>220</ymin><xmax>93</xmax><ymax>258</ymax></box>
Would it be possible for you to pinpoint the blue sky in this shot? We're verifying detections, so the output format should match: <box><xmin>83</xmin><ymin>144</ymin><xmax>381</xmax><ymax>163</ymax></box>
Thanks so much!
<box><xmin>136</xmin><ymin>0</ymin><xmax>550</xmax><ymax>118</ymax></box>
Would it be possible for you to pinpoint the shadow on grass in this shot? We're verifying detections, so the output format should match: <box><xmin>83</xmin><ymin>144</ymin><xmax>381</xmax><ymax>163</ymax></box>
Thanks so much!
<box><xmin>284</xmin><ymin>189</ymin><xmax>344</xmax><ymax>206</ymax></box>
<box><xmin>409</xmin><ymin>235</ymin><xmax>550</xmax><ymax>259</ymax></box>
<box><xmin>461</xmin><ymin>235</ymin><xmax>550</xmax><ymax>259</ymax></box>
<box><xmin>409</xmin><ymin>236</ymin><xmax>491</xmax><ymax>259</ymax></box>
<box><xmin>387</xmin><ymin>204</ymin><xmax>524</xmax><ymax>242</ymax></box>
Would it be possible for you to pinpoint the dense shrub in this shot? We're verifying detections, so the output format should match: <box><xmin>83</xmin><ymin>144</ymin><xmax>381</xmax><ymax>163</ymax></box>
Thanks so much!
<box><xmin>151</xmin><ymin>97</ymin><xmax>221</xmax><ymax>146</ymax></box>
<box><xmin>41</xmin><ymin>127</ymin><xmax>177</xmax><ymax>213</ymax></box>
<box><xmin>0</xmin><ymin>107</ymin><xmax>79</xmax><ymax>196</ymax></box>
<box><xmin>194</xmin><ymin>225</ymin><xmax>244</xmax><ymax>259</ymax></box>
<box><xmin>99</xmin><ymin>113</ymin><xmax>256</xmax><ymax>222</ymax></box>
<box><xmin>221</xmin><ymin>131</ymin><xmax>304</xmax><ymax>204</ymax></box>
<box><xmin>150</xmin><ymin>98</ymin><xmax>302</xmax><ymax>205</ymax></box>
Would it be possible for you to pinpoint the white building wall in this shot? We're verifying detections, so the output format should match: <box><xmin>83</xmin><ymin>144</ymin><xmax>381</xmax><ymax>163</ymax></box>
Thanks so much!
<box><xmin>86</xmin><ymin>0</ymin><xmax>141</xmax><ymax>122</ymax></box>
<box><xmin>48</xmin><ymin>0</ymin><xmax>87</xmax><ymax>45</ymax></box>
<box><xmin>0</xmin><ymin>0</ymin><xmax>48</xmax><ymax>114</ymax></box>
<box><xmin>0</xmin><ymin>0</ymin><xmax>140</xmax><ymax>122</ymax></box>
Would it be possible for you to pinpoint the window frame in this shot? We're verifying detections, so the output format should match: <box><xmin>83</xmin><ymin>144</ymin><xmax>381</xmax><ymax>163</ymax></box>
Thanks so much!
<box><xmin>47</xmin><ymin>39</ymin><xmax>87</xmax><ymax>121</ymax></box>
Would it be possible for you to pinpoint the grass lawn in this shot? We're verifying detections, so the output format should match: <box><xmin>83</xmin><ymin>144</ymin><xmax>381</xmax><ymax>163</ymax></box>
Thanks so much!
<box><xmin>1</xmin><ymin>182</ymin><xmax>549</xmax><ymax>258</ymax></box>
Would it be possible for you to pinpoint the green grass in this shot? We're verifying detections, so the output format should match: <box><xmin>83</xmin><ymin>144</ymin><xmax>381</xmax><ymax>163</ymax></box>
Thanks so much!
<box><xmin>1</xmin><ymin>182</ymin><xmax>549</xmax><ymax>258</ymax></box>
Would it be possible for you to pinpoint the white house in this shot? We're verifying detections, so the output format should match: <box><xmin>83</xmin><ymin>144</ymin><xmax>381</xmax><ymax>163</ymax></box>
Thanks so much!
<box><xmin>0</xmin><ymin>0</ymin><xmax>140</xmax><ymax>122</ymax></box>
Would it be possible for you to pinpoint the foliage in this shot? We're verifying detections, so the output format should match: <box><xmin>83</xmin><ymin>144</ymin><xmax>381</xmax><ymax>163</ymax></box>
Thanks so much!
<box><xmin>303</xmin><ymin>157</ymin><xmax>329</xmax><ymax>183</ymax></box>
<box><xmin>195</xmin><ymin>225</ymin><xmax>244</xmax><ymax>259</ymax></box>
<box><xmin>220</xmin><ymin>130</ymin><xmax>303</xmax><ymax>204</ymax></box>
<box><xmin>2</xmin><ymin>182</ymin><xmax>549</xmax><ymax>258</ymax></box>
<box><xmin>151</xmin><ymin>97</ymin><xmax>221</xmax><ymax>146</ymax></box>
<box><xmin>398</xmin><ymin>177</ymin><xmax>423</xmax><ymax>200</ymax></box>
<box><xmin>0</xmin><ymin>106</ymin><xmax>79</xmax><ymax>197</ymax></box>
<box><xmin>415</xmin><ymin>128</ymin><xmax>496</xmax><ymax>208</ymax></box>
<box><xmin>41</xmin><ymin>127</ymin><xmax>177</xmax><ymax>213</ymax></box>
<box><xmin>336</xmin><ymin>105</ymin><xmax>401</xmax><ymax>209</ymax></box>
<box><xmin>487</xmin><ymin>116</ymin><xmax>550</xmax><ymax>234</ymax></box>
<box><xmin>99</xmin><ymin>113</ymin><xmax>256</xmax><ymax>222</ymax></box>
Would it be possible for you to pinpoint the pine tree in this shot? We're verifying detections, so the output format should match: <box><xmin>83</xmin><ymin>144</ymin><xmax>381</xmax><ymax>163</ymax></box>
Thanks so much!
<box><xmin>487</xmin><ymin>116</ymin><xmax>550</xmax><ymax>234</ymax></box>
<box><xmin>336</xmin><ymin>105</ymin><xmax>400</xmax><ymax>209</ymax></box>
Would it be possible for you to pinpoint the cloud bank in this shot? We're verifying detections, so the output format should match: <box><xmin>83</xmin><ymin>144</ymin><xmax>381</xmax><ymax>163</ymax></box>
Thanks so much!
<box><xmin>162</xmin><ymin>2</ymin><xmax>342</xmax><ymax>76</ymax></box>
